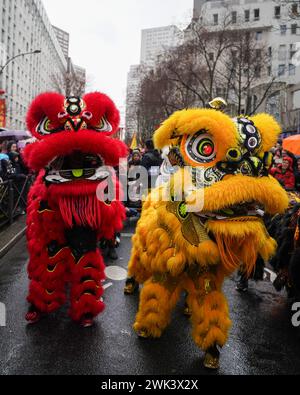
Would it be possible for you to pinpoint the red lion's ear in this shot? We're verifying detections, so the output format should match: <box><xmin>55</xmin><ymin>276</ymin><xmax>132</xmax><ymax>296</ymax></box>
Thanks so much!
<box><xmin>83</xmin><ymin>92</ymin><xmax>120</xmax><ymax>135</ymax></box>
<box><xmin>26</xmin><ymin>92</ymin><xmax>65</xmax><ymax>139</ymax></box>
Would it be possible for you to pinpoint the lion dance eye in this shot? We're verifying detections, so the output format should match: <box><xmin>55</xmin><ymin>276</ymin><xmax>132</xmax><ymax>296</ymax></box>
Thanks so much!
<box><xmin>36</xmin><ymin>117</ymin><xmax>53</xmax><ymax>136</ymax></box>
<box><xmin>183</xmin><ymin>131</ymin><xmax>216</xmax><ymax>165</ymax></box>
<box><xmin>93</xmin><ymin>116</ymin><xmax>113</xmax><ymax>133</ymax></box>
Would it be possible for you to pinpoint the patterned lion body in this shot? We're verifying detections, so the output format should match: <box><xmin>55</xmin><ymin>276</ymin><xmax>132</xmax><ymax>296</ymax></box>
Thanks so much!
<box><xmin>127</xmin><ymin>107</ymin><xmax>289</xmax><ymax>366</ymax></box>
<box><xmin>24</xmin><ymin>92</ymin><xmax>127</xmax><ymax>325</ymax></box>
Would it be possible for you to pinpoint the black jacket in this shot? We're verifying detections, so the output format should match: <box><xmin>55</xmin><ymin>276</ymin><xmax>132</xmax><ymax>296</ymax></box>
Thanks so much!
<box><xmin>141</xmin><ymin>150</ymin><xmax>163</xmax><ymax>171</ymax></box>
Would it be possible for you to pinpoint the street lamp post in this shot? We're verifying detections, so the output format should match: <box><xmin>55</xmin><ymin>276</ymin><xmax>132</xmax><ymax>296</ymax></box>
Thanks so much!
<box><xmin>0</xmin><ymin>49</ymin><xmax>41</xmax><ymax>76</ymax></box>
<box><xmin>0</xmin><ymin>50</ymin><xmax>41</xmax><ymax>128</ymax></box>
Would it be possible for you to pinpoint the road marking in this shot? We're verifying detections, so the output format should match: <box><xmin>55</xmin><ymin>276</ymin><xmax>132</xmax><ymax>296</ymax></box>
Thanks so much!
<box><xmin>0</xmin><ymin>227</ymin><xmax>27</xmax><ymax>259</ymax></box>
<box><xmin>0</xmin><ymin>302</ymin><xmax>6</xmax><ymax>327</ymax></box>
<box><xmin>103</xmin><ymin>283</ymin><xmax>113</xmax><ymax>290</ymax></box>
<box><xmin>121</xmin><ymin>233</ymin><xmax>134</xmax><ymax>238</ymax></box>
<box><xmin>105</xmin><ymin>266</ymin><xmax>128</xmax><ymax>281</ymax></box>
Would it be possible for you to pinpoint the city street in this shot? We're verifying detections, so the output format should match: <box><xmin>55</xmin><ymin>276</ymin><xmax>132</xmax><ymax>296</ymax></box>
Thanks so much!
<box><xmin>0</xmin><ymin>219</ymin><xmax>300</xmax><ymax>376</ymax></box>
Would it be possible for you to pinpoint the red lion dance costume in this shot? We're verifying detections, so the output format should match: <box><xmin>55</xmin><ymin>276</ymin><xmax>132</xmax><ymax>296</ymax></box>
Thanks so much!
<box><xmin>24</xmin><ymin>92</ymin><xmax>127</xmax><ymax>327</ymax></box>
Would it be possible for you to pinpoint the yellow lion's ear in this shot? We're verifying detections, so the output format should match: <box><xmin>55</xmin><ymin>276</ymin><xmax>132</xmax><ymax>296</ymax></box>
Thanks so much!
<box><xmin>154</xmin><ymin>111</ymin><xmax>181</xmax><ymax>149</ymax></box>
<box><xmin>250</xmin><ymin>114</ymin><xmax>281</xmax><ymax>154</ymax></box>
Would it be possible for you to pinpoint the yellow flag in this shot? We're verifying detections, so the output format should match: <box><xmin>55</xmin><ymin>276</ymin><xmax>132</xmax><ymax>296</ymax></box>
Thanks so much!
<box><xmin>130</xmin><ymin>133</ymin><xmax>138</xmax><ymax>150</ymax></box>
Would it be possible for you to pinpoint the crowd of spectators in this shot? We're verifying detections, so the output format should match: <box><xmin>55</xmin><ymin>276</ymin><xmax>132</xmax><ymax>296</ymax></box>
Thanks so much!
<box><xmin>0</xmin><ymin>140</ymin><xmax>28</xmax><ymax>182</ymax></box>
<box><xmin>127</xmin><ymin>139</ymin><xmax>163</xmax><ymax>191</ymax></box>
<box><xmin>269</xmin><ymin>139</ymin><xmax>300</xmax><ymax>192</ymax></box>
<box><xmin>0</xmin><ymin>140</ymin><xmax>30</xmax><ymax>219</ymax></box>
<box><xmin>128</xmin><ymin>138</ymin><xmax>300</xmax><ymax>194</ymax></box>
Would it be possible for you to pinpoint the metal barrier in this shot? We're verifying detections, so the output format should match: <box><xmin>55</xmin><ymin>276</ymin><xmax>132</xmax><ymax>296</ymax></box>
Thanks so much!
<box><xmin>0</xmin><ymin>176</ymin><xmax>33</xmax><ymax>228</ymax></box>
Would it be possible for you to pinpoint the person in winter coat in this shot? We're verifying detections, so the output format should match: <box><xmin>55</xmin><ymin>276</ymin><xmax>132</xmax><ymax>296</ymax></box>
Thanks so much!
<box><xmin>141</xmin><ymin>140</ymin><xmax>163</xmax><ymax>190</ymax></box>
<box><xmin>270</xmin><ymin>156</ymin><xmax>296</xmax><ymax>191</ymax></box>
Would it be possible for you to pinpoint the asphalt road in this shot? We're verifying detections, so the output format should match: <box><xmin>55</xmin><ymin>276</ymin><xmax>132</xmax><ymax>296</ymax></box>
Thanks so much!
<box><xmin>0</xmin><ymin>219</ymin><xmax>300</xmax><ymax>376</ymax></box>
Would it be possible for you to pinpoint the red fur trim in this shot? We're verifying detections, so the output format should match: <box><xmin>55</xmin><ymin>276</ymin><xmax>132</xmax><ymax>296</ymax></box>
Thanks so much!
<box><xmin>71</xmin><ymin>267</ymin><xmax>105</xmax><ymax>284</ymax></box>
<box><xmin>71</xmin><ymin>251</ymin><xmax>106</xmax><ymax>272</ymax></box>
<box><xmin>69</xmin><ymin>294</ymin><xmax>105</xmax><ymax>322</ymax></box>
<box><xmin>27</xmin><ymin>92</ymin><xmax>121</xmax><ymax>139</ymax></box>
<box><xmin>54</xmin><ymin>191</ymin><xmax>125</xmax><ymax>233</ymax></box>
<box><xmin>83</xmin><ymin>92</ymin><xmax>120</xmax><ymax>135</ymax></box>
<box><xmin>58</xmin><ymin>195</ymin><xmax>103</xmax><ymax>229</ymax></box>
<box><xmin>69</xmin><ymin>251</ymin><xmax>105</xmax><ymax>321</ymax></box>
<box><xmin>71</xmin><ymin>282</ymin><xmax>104</xmax><ymax>302</ymax></box>
<box><xmin>23</xmin><ymin>131</ymin><xmax>128</xmax><ymax>171</ymax></box>
<box><xmin>48</xmin><ymin>180</ymin><xmax>102</xmax><ymax>200</ymax></box>
<box><xmin>27</xmin><ymin>280</ymin><xmax>67</xmax><ymax>314</ymax></box>
<box><xmin>26</xmin><ymin>92</ymin><xmax>65</xmax><ymax>138</ymax></box>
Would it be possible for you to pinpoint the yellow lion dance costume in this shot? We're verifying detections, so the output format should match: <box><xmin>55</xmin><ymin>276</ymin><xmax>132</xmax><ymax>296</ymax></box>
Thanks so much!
<box><xmin>126</xmin><ymin>105</ymin><xmax>289</xmax><ymax>369</ymax></box>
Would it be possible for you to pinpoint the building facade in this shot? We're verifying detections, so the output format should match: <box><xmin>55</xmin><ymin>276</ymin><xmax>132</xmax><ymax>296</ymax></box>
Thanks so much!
<box><xmin>0</xmin><ymin>0</ymin><xmax>74</xmax><ymax>130</ymax></box>
<box><xmin>53</xmin><ymin>25</ymin><xmax>70</xmax><ymax>59</ymax></box>
<box><xmin>72</xmin><ymin>64</ymin><xmax>87</xmax><ymax>97</ymax></box>
<box><xmin>193</xmin><ymin>0</ymin><xmax>300</xmax><ymax>132</ymax></box>
<box><xmin>141</xmin><ymin>25</ymin><xmax>184</xmax><ymax>66</ymax></box>
<box><xmin>125</xmin><ymin>64</ymin><xmax>143</xmax><ymax>142</ymax></box>
<box><xmin>126</xmin><ymin>25</ymin><xmax>184</xmax><ymax>140</ymax></box>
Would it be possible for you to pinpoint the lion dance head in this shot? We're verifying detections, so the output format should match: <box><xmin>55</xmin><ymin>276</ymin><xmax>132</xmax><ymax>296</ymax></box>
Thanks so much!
<box><xmin>152</xmin><ymin>108</ymin><xmax>289</xmax><ymax>275</ymax></box>
<box><xmin>24</xmin><ymin>92</ymin><xmax>127</xmax><ymax>232</ymax></box>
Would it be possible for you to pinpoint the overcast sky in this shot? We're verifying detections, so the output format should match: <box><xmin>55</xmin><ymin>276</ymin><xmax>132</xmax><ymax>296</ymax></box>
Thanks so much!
<box><xmin>43</xmin><ymin>0</ymin><xmax>193</xmax><ymax>118</ymax></box>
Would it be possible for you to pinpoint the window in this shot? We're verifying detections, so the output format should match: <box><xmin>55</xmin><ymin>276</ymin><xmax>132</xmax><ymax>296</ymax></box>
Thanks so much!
<box><xmin>279</xmin><ymin>45</ymin><xmax>287</xmax><ymax>61</ymax></box>
<box><xmin>245</xmin><ymin>10</ymin><xmax>250</xmax><ymax>22</ymax></box>
<box><xmin>209</xmin><ymin>52</ymin><xmax>214</xmax><ymax>62</ymax></box>
<box><xmin>213</xmin><ymin>14</ymin><xmax>218</xmax><ymax>25</ymax></box>
<box><xmin>216</xmin><ymin>88</ymin><xmax>225</xmax><ymax>97</ymax></box>
<box><xmin>254</xmin><ymin>66</ymin><xmax>261</xmax><ymax>78</ymax></box>
<box><xmin>256</xmin><ymin>31</ymin><xmax>262</xmax><ymax>41</ymax></box>
<box><xmin>267</xmin><ymin>66</ymin><xmax>272</xmax><ymax>76</ymax></box>
<box><xmin>293</xmin><ymin>90</ymin><xmax>300</xmax><ymax>109</ymax></box>
<box><xmin>232</xmin><ymin>50</ymin><xmax>238</xmax><ymax>59</ymax></box>
<box><xmin>232</xmin><ymin>11</ymin><xmax>237</xmax><ymax>24</ymax></box>
<box><xmin>289</xmin><ymin>64</ymin><xmax>296</xmax><ymax>76</ymax></box>
<box><xmin>290</xmin><ymin>43</ymin><xmax>297</xmax><ymax>60</ymax></box>
<box><xmin>256</xmin><ymin>49</ymin><xmax>262</xmax><ymax>58</ymax></box>
<box><xmin>231</xmin><ymin>50</ymin><xmax>238</xmax><ymax>65</ymax></box>
<box><xmin>268</xmin><ymin>46</ymin><xmax>272</xmax><ymax>58</ymax></box>
<box><xmin>254</xmin><ymin>9</ymin><xmax>260</xmax><ymax>21</ymax></box>
<box><xmin>278</xmin><ymin>64</ymin><xmax>285</xmax><ymax>76</ymax></box>
<box><xmin>280</xmin><ymin>25</ymin><xmax>287</xmax><ymax>35</ymax></box>
<box><xmin>274</xmin><ymin>6</ymin><xmax>281</xmax><ymax>18</ymax></box>
<box><xmin>291</xmin><ymin>24</ymin><xmax>298</xmax><ymax>34</ymax></box>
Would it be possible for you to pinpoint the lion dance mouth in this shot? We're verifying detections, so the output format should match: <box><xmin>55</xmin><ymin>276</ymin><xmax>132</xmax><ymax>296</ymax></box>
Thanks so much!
<box><xmin>127</xmin><ymin>105</ymin><xmax>289</xmax><ymax>368</ymax></box>
<box><xmin>24</xmin><ymin>93</ymin><xmax>127</xmax><ymax>230</ymax></box>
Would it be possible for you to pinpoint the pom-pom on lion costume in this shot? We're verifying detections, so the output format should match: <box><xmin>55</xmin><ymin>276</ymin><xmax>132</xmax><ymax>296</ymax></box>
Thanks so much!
<box><xmin>24</xmin><ymin>92</ymin><xmax>127</xmax><ymax>327</ymax></box>
<box><xmin>126</xmin><ymin>105</ymin><xmax>289</xmax><ymax>369</ymax></box>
